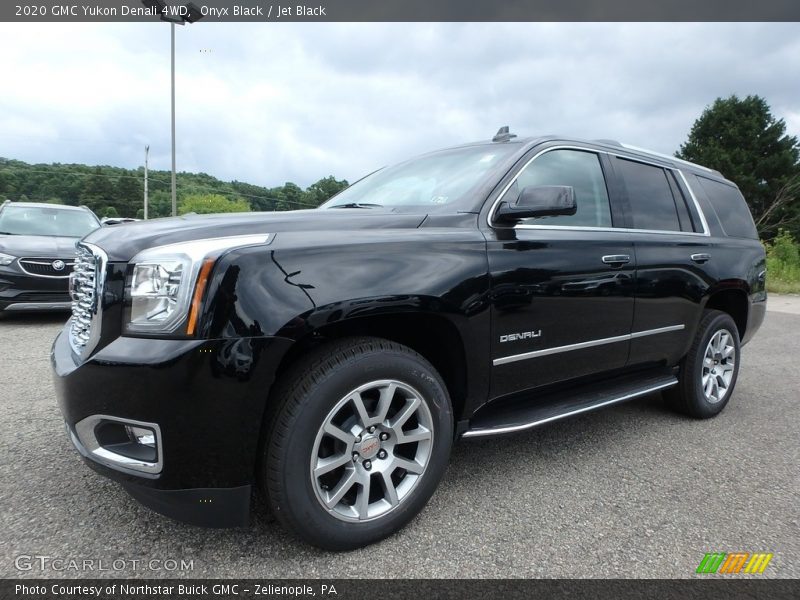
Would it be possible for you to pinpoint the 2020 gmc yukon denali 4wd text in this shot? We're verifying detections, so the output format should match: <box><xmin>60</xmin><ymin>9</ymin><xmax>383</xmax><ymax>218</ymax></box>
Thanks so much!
<box><xmin>52</xmin><ymin>129</ymin><xmax>766</xmax><ymax>550</ymax></box>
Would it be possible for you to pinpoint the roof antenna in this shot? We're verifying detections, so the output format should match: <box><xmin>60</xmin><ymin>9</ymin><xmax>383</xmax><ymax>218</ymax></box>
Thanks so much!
<box><xmin>492</xmin><ymin>126</ymin><xmax>517</xmax><ymax>143</ymax></box>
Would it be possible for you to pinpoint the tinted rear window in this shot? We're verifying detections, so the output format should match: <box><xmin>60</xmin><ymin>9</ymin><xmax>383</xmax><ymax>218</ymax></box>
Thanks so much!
<box><xmin>617</xmin><ymin>158</ymin><xmax>681</xmax><ymax>232</ymax></box>
<box><xmin>696</xmin><ymin>177</ymin><xmax>758</xmax><ymax>239</ymax></box>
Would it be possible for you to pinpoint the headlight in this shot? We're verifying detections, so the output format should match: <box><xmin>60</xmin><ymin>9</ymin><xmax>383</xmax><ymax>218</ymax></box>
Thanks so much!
<box><xmin>125</xmin><ymin>234</ymin><xmax>271</xmax><ymax>335</ymax></box>
<box><xmin>129</xmin><ymin>258</ymin><xmax>191</xmax><ymax>332</ymax></box>
<box><xmin>0</xmin><ymin>252</ymin><xmax>16</xmax><ymax>266</ymax></box>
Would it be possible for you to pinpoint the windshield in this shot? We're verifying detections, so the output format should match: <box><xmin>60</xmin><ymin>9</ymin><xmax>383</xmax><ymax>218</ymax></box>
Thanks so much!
<box><xmin>321</xmin><ymin>144</ymin><xmax>518</xmax><ymax>211</ymax></box>
<box><xmin>0</xmin><ymin>205</ymin><xmax>100</xmax><ymax>238</ymax></box>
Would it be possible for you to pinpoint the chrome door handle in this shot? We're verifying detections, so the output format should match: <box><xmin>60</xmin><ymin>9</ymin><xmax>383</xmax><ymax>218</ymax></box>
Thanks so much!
<box><xmin>602</xmin><ymin>255</ymin><xmax>631</xmax><ymax>265</ymax></box>
<box><xmin>691</xmin><ymin>253</ymin><xmax>711</xmax><ymax>263</ymax></box>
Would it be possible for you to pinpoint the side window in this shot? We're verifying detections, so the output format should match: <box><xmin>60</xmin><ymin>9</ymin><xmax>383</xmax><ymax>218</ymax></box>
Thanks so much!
<box><xmin>617</xmin><ymin>159</ymin><xmax>682</xmax><ymax>232</ymax></box>
<box><xmin>666</xmin><ymin>171</ymin><xmax>695</xmax><ymax>232</ymax></box>
<box><xmin>510</xmin><ymin>149</ymin><xmax>612</xmax><ymax>227</ymax></box>
<box><xmin>697</xmin><ymin>176</ymin><xmax>758</xmax><ymax>239</ymax></box>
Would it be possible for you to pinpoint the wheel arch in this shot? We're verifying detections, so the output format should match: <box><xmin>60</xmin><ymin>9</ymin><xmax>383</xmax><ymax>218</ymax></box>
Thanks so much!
<box><xmin>273</xmin><ymin>311</ymin><xmax>471</xmax><ymax>423</ymax></box>
<box><xmin>704</xmin><ymin>287</ymin><xmax>749</xmax><ymax>340</ymax></box>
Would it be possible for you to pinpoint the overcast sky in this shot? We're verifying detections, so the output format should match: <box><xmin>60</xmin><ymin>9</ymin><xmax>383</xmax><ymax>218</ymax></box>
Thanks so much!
<box><xmin>0</xmin><ymin>22</ymin><xmax>798</xmax><ymax>188</ymax></box>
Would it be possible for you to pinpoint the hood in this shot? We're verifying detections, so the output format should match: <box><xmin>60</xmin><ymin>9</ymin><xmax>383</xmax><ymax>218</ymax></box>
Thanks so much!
<box><xmin>83</xmin><ymin>209</ymin><xmax>428</xmax><ymax>262</ymax></box>
<box><xmin>0</xmin><ymin>234</ymin><xmax>80</xmax><ymax>258</ymax></box>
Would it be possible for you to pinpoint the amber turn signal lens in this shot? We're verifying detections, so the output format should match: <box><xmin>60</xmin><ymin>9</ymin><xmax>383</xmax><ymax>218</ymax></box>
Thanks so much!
<box><xmin>186</xmin><ymin>258</ymin><xmax>215</xmax><ymax>335</ymax></box>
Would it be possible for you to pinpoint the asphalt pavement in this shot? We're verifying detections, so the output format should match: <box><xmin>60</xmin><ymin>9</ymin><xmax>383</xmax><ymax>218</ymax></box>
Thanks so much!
<box><xmin>0</xmin><ymin>298</ymin><xmax>798</xmax><ymax>579</ymax></box>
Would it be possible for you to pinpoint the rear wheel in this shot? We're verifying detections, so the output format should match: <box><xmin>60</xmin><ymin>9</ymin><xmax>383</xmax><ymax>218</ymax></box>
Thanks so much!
<box><xmin>261</xmin><ymin>337</ymin><xmax>453</xmax><ymax>550</ymax></box>
<box><xmin>666</xmin><ymin>310</ymin><xmax>741</xmax><ymax>418</ymax></box>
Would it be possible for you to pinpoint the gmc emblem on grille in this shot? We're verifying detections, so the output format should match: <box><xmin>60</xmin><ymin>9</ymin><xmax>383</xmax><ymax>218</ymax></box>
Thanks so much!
<box><xmin>500</xmin><ymin>330</ymin><xmax>542</xmax><ymax>343</ymax></box>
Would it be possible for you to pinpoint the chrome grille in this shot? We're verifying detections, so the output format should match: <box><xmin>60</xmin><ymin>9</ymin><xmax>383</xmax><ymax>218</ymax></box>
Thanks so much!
<box><xmin>68</xmin><ymin>243</ymin><xmax>107</xmax><ymax>355</ymax></box>
<box><xmin>19</xmin><ymin>257</ymin><xmax>76</xmax><ymax>278</ymax></box>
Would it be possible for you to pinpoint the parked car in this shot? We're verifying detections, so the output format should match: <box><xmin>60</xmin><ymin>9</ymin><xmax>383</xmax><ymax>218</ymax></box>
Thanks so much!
<box><xmin>51</xmin><ymin>130</ymin><xmax>766</xmax><ymax>550</ymax></box>
<box><xmin>0</xmin><ymin>201</ymin><xmax>100</xmax><ymax>312</ymax></box>
<box><xmin>101</xmin><ymin>217</ymin><xmax>139</xmax><ymax>226</ymax></box>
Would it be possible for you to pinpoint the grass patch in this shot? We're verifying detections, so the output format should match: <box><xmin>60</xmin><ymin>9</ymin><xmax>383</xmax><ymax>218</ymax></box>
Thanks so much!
<box><xmin>767</xmin><ymin>279</ymin><xmax>800</xmax><ymax>294</ymax></box>
<box><xmin>765</xmin><ymin>230</ymin><xmax>800</xmax><ymax>294</ymax></box>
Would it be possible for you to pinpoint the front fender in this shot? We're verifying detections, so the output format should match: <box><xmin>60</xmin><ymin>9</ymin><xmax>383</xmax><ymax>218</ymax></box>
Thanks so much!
<box><xmin>196</xmin><ymin>228</ymin><xmax>492</xmax><ymax>417</ymax></box>
<box><xmin>199</xmin><ymin>229</ymin><xmax>490</xmax><ymax>341</ymax></box>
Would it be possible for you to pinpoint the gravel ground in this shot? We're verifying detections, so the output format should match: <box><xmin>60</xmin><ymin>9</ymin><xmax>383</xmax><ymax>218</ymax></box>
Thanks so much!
<box><xmin>0</xmin><ymin>299</ymin><xmax>798</xmax><ymax>579</ymax></box>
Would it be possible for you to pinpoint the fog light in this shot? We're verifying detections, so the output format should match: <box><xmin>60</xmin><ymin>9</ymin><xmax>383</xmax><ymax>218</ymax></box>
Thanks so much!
<box><xmin>125</xmin><ymin>425</ymin><xmax>156</xmax><ymax>448</ymax></box>
<box><xmin>74</xmin><ymin>415</ymin><xmax>162</xmax><ymax>475</ymax></box>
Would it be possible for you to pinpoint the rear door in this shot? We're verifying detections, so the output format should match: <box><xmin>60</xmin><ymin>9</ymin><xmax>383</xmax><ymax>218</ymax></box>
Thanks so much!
<box><xmin>610</xmin><ymin>156</ymin><xmax>717</xmax><ymax>367</ymax></box>
<box><xmin>485</xmin><ymin>146</ymin><xmax>636</xmax><ymax>399</ymax></box>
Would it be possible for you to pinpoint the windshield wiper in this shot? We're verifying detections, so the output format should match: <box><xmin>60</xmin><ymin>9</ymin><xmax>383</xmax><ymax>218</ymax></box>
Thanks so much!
<box><xmin>0</xmin><ymin>231</ymin><xmax>16</xmax><ymax>235</ymax></box>
<box><xmin>328</xmin><ymin>203</ymin><xmax>382</xmax><ymax>209</ymax></box>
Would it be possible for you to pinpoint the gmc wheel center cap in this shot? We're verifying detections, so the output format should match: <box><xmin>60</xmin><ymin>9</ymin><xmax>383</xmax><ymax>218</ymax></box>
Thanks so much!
<box><xmin>356</xmin><ymin>435</ymin><xmax>380</xmax><ymax>459</ymax></box>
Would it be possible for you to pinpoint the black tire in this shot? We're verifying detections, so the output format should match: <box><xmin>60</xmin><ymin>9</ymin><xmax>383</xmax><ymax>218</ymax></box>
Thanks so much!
<box><xmin>665</xmin><ymin>310</ymin><xmax>741</xmax><ymax>418</ymax></box>
<box><xmin>261</xmin><ymin>336</ymin><xmax>453</xmax><ymax>550</ymax></box>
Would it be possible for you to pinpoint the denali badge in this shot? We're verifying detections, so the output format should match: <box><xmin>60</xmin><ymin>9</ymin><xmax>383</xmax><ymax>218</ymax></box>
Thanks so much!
<box><xmin>500</xmin><ymin>330</ymin><xmax>542</xmax><ymax>343</ymax></box>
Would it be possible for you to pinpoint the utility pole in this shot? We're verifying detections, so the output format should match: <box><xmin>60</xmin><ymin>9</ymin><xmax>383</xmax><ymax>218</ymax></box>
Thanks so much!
<box><xmin>144</xmin><ymin>145</ymin><xmax>150</xmax><ymax>220</ymax></box>
<box><xmin>170</xmin><ymin>21</ymin><xmax>177</xmax><ymax>217</ymax></box>
<box><xmin>140</xmin><ymin>1</ymin><xmax>204</xmax><ymax>217</ymax></box>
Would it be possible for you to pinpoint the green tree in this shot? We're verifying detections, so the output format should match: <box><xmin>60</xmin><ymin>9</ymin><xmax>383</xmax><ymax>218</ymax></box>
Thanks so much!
<box><xmin>0</xmin><ymin>169</ymin><xmax>18</xmax><ymax>199</ymax></box>
<box><xmin>147</xmin><ymin>190</ymin><xmax>172</xmax><ymax>218</ymax></box>
<box><xmin>279</xmin><ymin>182</ymin><xmax>304</xmax><ymax>211</ymax></box>
<box><xmin>178</xmin><ymin>193</ymin><xmax>250</xmax><ymax>215</ymax></box>
<box><xmin>303</xmin><ymin>175</ymin><xmax>349</xmax><ymax>207</ymax></box>
<box><xmin>677</xmin><ymin>95</ymin><xmax>800</xmax><ymax>239</ymax></box>
<box><xmin>99</xmin><ymin>206</ymin><xmax>119</xmax><ymax>218</ymax></box>
<box><xmin>114</xmin><ymin>175</ymin><xmax>143</xmax><ymax>218</ymax></box>
<box><xmin>79</xmin><ymin>167</ymin><xmax>115</xmax><ymax>213</ymax></box>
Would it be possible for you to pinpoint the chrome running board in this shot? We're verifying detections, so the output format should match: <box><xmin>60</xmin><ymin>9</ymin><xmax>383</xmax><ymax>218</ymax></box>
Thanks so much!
<box><xmin>463</xmin><ymin>371</ymin><xmax>678</xmax><ymax>438</ymax></box>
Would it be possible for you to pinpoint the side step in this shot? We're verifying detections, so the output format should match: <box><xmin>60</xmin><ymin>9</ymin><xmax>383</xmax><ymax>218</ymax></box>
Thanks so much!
<box><xmin>463</xmin><ymin>371</ymin><xmax>678</xmax><ymax>438</ymax></box>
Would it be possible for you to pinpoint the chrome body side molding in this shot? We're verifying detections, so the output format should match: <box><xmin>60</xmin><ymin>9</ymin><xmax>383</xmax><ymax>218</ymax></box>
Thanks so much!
<box><xmin>493</xmin><ymin>324</ymin><xmax>685</xmax><ymax>366</ymax></box>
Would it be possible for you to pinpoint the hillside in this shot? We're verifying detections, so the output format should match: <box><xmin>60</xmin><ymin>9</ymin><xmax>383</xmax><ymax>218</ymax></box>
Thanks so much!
<box><xmin>0</xmin><ymin>158</ymin><xmax>348</xmax><ymax>218</ymax></box>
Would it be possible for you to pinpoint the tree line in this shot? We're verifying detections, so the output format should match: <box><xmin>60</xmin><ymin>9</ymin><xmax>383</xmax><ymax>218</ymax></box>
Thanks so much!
<box><xmin>0</xmin><ymin>160</ymin><xmax>349</xmax><ymax>218</ymax></box>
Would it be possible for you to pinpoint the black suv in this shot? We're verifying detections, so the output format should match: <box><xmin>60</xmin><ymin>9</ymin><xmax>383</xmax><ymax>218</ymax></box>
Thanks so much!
<box><xmin>51</xmin><ymin>131</ymin><xmax>766</xmax><ymax>550</ymax></box>
<box><xmin>0</xmin><ymin>201</ymin><xmax>100</xmax><ymax>312</ymax></box>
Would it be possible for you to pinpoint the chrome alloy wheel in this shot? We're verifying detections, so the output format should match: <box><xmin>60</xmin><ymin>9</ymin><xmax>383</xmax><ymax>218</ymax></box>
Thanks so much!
<box><xmin>310</xmin><ymin>379</ymin><xmax>434</xmax><ymax>522</ymax></box>
<box><xmin>701</xmin><ymin>329</ymin><xmax>736</xmax><ymax>404</ymax></box>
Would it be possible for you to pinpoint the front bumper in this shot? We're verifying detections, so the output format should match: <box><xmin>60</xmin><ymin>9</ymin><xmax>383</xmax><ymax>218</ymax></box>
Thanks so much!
<box><xmin>52</xmin><ymin>323</ymin><xmax>294</xmax><ymax>527</ymax></box>
<box><xmin>0</xmin><ymin>268</ymin><xmax>71</xmax><ymax>311</ymax></box>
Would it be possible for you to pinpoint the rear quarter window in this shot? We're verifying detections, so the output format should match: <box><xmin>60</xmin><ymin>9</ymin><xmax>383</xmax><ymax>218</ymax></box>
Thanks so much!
<box><xmin>696</xmin><ymin>176</ymin><xmax>759</xmax><ymax>239</ymax></box>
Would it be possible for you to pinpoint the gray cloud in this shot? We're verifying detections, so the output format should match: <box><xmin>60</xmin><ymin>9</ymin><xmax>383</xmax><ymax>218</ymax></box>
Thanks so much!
<box><xmin>0</xmin><ymin>22</ymin><xmax>798</xmax><ymax>188</ymax></box>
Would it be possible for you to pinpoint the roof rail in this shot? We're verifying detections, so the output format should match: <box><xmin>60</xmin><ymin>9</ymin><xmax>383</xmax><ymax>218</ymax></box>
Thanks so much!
<box><xmin>617</xmin><ymin>142</ymin><xmax>716</xmax><ymax>174</ymax></box>
<box><xmin>591</xmin><ymin>139</ymin><xmax>717</xmax><ymax>174</ymax></box>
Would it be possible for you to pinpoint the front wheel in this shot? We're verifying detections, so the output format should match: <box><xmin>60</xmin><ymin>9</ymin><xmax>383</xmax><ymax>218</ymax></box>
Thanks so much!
<box><xmin>261</xmin><ymin>337</ymin><xmax>453</xmax><ymax>550</ymax></box>
<box><xmin>665</xmin><ymin>310</ymin><xmax>741</xmax><ymax>418</ymax></box>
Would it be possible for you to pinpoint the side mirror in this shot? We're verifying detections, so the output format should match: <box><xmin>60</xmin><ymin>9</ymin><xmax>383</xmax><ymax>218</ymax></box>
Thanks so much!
<box><xmin>495</xmin><ymin>185</ymin><xmax>577</xmax><ymax>223</ymax></box>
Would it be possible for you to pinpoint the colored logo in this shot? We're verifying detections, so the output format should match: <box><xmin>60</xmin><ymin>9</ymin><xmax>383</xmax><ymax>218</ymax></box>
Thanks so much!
<box><xmin>696</xmin><ymin>552</ymin><xmax>773</xmax><ymax>574</ymax></box>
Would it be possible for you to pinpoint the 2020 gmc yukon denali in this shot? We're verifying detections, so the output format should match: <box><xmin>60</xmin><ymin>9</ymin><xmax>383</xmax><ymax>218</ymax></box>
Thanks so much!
<box><xmin>52</xmin><ymin>130</ymin><xmax>766</xmax><ymax>550</ymax></box>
